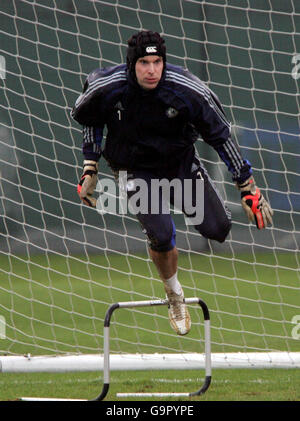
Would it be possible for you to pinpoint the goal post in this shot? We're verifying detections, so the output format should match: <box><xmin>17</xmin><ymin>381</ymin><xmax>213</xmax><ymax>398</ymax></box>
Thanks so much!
<box><xmin>0</xmin><ymin>0</ymin><xmax>300</xmax><ymax>375</ymax></box>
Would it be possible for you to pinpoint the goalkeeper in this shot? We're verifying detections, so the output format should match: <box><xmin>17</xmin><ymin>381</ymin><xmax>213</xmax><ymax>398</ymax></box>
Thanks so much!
<box><xmin>71</xmin><ymin>30</ymin><xmax>273</xmax><ymax>336</ymax></box>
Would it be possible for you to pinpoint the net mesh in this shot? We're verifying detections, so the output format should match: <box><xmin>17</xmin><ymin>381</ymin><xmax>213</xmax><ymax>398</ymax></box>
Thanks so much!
<box><xmin>0</xmin><ymin>0</ymin><xmax>299</xmax><ymax>360</ymax></box>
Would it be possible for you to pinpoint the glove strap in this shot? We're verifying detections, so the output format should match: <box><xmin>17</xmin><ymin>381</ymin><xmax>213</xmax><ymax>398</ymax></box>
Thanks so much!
<box><xmin>237</xmin><ymin>176</ymin><xmax>256</xmax><ymax>194</ymax></box>
<box><xmin>78</xmin><ymin>160</ymin><xmax>98</xmax><ymax>187</ymax></box>
<box><xmin>83</xmin><ymin>160</ymin><xmax>98</xmax><ymax>174</ymax></box>
<box><xmin>82</xmin><ymin>169</ymin><xmax>97</xmax><ymax>177</ymax></box>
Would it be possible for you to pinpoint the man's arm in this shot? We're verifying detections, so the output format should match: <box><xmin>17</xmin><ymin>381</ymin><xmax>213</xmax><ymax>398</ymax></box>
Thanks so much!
<box><xmin>77</xmin><ymin>125</ymin><xmax>103</xmax><ymax>207</ymax></box>
<box><xmin>71</xmin><ymin>71</ymin><xmax>106</xmax><ymax>207</ymax></box>
<box><xmin>82</xmin><ymin>125</ymin><xmax>103</xmax><ymax>162</ymax></box>
<box><xmin>213</xmin><ymin>138</ymin><xmax>252</xmax><ymax>184</ymax></box>
<box><xmin>194</xmin><ymin>88</ymin><xmax>273</xmax><ymax>229</ymax></box>
<box><xmin>71</xmin><ymin>65</ymin><xmax>127</xmax><ymax>207</ymax></box>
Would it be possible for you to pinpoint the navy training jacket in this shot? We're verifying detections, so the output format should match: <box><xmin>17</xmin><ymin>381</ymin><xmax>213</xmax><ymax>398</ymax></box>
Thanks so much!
<box><xmin>71</xmin><ymin>63</ymin><xmax>252</xmax><ymax>182</ymax></box>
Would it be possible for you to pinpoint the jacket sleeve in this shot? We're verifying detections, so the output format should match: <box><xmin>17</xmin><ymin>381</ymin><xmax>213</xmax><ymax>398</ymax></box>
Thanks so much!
<box><xmin>71</xmin><ymin>73</ymin><xmax>106</xmax><ymax>127</ymax></box>
<box><xmin>193</xmin><ymin>87</ymin><xmax>252</xmax><ymax>183</ymax></box>
<box><xmin>71</xmin><ymin>69</ymin><xmax>106</xmax><ymax>162</ymax></box>
<box><xmin>71</xmin><ymin>65</ymin><xmax>127</xmax><ymax>163</ymax></box>
<box><xmin>82</xmin><ymin>125</ymin><xmax>103</xmax><ymax>162</ymax></box>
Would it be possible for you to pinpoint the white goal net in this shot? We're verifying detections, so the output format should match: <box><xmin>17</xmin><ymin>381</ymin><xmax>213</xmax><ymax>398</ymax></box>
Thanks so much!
<box><xmin>0</xmin><ymin>0</ymin><xmax>300</xmax><ymax>372</ymax></box>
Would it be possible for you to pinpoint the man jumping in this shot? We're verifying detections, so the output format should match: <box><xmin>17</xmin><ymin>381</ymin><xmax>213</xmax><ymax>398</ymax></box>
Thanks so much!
<box><xmin>71</xmin><ymin>30</ymin><xmax>273</xmax><ymax>336</ymax></box>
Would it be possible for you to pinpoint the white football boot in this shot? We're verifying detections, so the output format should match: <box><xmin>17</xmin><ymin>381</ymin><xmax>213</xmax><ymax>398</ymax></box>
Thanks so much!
<box><xmin>164</xmin><ymin>284</ymin><xmax>191</xmax><ymax>335</ymax></box>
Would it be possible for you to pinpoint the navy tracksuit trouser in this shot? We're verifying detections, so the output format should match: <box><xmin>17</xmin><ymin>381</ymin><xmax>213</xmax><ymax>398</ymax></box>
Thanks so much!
<box><xmin>122</xmin><ymin>148</ymin><xmax>232</xmax><ymax>252</ymax></box>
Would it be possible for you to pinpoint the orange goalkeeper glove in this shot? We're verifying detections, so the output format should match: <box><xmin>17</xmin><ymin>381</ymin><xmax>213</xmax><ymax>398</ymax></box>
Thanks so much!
<box><xmin>237</xmin><ymin>176</ymin><xmax>273</xmax><ymax>229</ymax></box>
<box><xmin>77</xmin><ymin>160</ymin><xmax>98</xmax><ymax>207</ymax></box>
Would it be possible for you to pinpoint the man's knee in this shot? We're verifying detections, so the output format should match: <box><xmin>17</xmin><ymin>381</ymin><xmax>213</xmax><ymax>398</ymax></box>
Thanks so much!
<box><xmin>211</xmin><ymin>219</ymin><xmax>232</xmax><ymax>243</ymax></box>
<box><xmin>194</xmin><ymin>218</ymin><xmax>232</xmax><ymax>243</ymax></box>
<box><xmin>146</xmin><ymin>222</ymin><xmax>176</xmax><ymax>252</ymax></box>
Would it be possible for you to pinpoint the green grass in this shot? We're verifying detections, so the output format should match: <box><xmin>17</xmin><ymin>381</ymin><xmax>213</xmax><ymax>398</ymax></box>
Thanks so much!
<box><xmin>1</xmin><ymin>369</ymin><xmax>300</xmax><ymax>401</ymax></box>
<box><xmin>0</xmin><ymin>251</ymin><xmax>299</xmax><ymax>401</ymax></box>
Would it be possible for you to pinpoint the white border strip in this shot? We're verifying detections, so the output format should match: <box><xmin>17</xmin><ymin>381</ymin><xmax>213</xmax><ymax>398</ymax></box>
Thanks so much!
<box><xmin>1</xmin><ymin>352</ymin><xmax>300</xmax><ymax>373</ymax></box>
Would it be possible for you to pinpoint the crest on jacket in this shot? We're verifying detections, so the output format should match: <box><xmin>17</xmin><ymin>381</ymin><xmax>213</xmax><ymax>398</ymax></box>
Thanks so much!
<box><xmin>166</xmin><ymin>107</ymin><xmax>178</xmax><ymax>118</ymax></box>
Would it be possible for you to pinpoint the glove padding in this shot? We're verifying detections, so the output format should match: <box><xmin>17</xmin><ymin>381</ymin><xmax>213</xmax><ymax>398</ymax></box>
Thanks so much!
<box><xmin>77</xmin><ymin>160</ymin><xmax>98</xmax><ymax>207</ymax></box>
<box><xmin>237</xmin><ymin>176</ymin><xmax>273</xmax><ymax>229</ymax></box>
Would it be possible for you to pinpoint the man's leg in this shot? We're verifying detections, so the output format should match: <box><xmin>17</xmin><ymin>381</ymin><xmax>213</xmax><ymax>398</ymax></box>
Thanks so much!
<box><xmin>149</xmin><ymin>246</ymin><xmax>191</xmax><ymax>335</ymax></box>
<box><xmin>148</xmin><ymin>246</ymin><xmax>178</xmax><ymax>281</ymax></box>
<box><xmin>193</xmin><ymin>167</ymin><xmax>232</xmax><ymax>242</ymax></box>
<box><xmin>178</xmin><ymin>148</ymin><xmax>232</xmax><ymax>243</ymax></box>
<box><xmin>125</xmin><ymin>170</ymin><xmax>191</xmax><ymax>335</ymax></box>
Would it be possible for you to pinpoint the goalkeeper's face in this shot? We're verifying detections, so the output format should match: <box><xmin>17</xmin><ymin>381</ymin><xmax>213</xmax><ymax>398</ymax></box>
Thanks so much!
<box><xmin>135</xmin><ymin>55</ymin><xmax>164</xmax><ymax>90</ymax></box>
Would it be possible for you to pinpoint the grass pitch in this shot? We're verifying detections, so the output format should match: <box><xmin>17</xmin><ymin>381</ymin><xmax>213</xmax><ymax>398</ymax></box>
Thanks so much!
<box><xmin>0</xmin><ymin>251</ymin><xmax>299</xmax><ymax>401</ymax></box>
<box><xmin>1</xmin><ymin>369</ymin><xmax>300</xmax><ymax>401</ymax></box>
